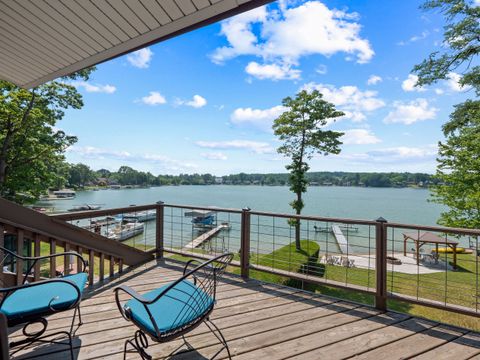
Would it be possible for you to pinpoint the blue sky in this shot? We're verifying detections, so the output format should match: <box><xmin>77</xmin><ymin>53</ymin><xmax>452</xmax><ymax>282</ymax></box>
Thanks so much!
<box><xmin>63</xmin><ymin>0</ymin><xmax>475</xmax><ymax>176</ymax></box>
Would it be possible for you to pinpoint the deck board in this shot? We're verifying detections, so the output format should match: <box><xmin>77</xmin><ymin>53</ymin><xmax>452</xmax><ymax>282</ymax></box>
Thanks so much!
<box><xmin>10</xmin><ymin>259</ymin><xmax>480</xmax><ymax>360</ymax></box>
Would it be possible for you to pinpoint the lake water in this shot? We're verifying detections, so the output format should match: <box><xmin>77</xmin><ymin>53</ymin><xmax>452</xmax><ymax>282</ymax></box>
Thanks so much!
<box><xmin>40</xmin><ymin>186</ymin><xmax>453</xmax><ymax>254</ymax></box>
<box><xmin>41</xmin><ymin>185</ymin><xmax>444</xmax><ymax>225</ymax></box>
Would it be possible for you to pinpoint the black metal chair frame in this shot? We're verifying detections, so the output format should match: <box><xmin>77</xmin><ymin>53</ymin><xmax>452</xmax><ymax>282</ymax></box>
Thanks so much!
<box><xmin>0</xmin><ymin>246</ymin><xmax>87</xmax><ymax>358</ymax></box>
<box><xmin>115</xmin><ymin>253</ymin><xmax>234</xmax><ymax>360</ymax></box>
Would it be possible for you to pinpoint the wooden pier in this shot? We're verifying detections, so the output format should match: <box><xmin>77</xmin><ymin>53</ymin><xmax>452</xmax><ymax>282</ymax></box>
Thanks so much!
<box><xmin>83</xmin><ymin>217</ymin><xmax>117</xmax><ymax>231</ymax></box>
<box><xmin>183</xmin><ymin>223</ymin><xmax>230</xmax><ymax>250</ymax></box>
<box><xmin>332</xmin><ymin>225</ymin><xmax>354</xmax><ymax>254</ymax></box>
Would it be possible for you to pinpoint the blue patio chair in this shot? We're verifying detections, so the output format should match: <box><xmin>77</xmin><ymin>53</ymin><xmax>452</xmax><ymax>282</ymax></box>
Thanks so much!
<box><xmin>115</xmin><ymin>253</ymin><xmax>234</xmax><ymax>360</ymax></box>
<box><xmin>0</xmin><ymin>245</ymin><xmax>87</xmax><ymax>358</ymax></box>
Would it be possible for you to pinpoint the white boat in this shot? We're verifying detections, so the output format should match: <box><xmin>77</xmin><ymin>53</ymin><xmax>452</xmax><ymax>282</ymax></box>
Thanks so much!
<box><xmin>122</xmin><ymin>210</ymin><xmax>156</xmax><ymax>222</ymax></box>
<box><xmin>53</xmin><ymin>189</ymin><xmax>76</xmax><ymax>198</ymax></box>
<box><xmin>40</xmin><ymin>189</ymin><xmax>76</xmax><ymax>201</ymax></box>
<box><xmin>107</xmin><ymin>222</ymin><xmax>144</xmax><ymax>241</ymax></box>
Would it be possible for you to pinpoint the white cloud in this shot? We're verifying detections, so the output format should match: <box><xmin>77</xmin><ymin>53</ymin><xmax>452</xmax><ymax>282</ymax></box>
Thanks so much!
<box><xmin>341</xmin><ymin>129</ymin><xmax>381</xmax><ymax>145</ymax></box>
<box><xmin>397</xmin><ymin>30</ymin><xmax>429</xmax><ymax>46</ymax></box>
<box><xmin>384</xmin><ymin>98</ymin><xmax>438</xmax><ymax>125</ymax></box>
<box><xmin>302</xmin><ymin>82</ymin><xmax>385</xmax><ymax>122</ymax></box>
<box><xmin>230</xmin><ymin>105</ymin><xmax>286</xmax><ymax>132</ymax></box>
<box><xmin>127</xmin><ymin>48</ymin><xmax>153</xmax><ymax>69</ymax></box>
<box><xmin>367</xmin><ymin>75</ymin><xmax>382</xmax><ymax>85</ymax></box>
<box><xmin>211</xmin><ymin>7</ymin><xmax>267</xmax><ymax>64</ymax></box>
<box><xmin>188</xmin><ymin>95</ymin><xmax>207</xmax><ymax>108</ymax></box>
<box><xmin>142</xmin><ymin>153</ymin><xmax>198</xmax><ymax>171</ymax></box>
<box><xmin>67</xmin><ymin>146</ymin><xmax>131</xmax><ymax>160</ymax></box>
<box><xmin>71</xmin><ymin>81</ymin><xmax>116</xmax><ymax>94</ymax></box>
<box><xmin>366</xmin><ymin>146</ymin><xmax>437</xmax><ymax>161</ymax></box>
<box><xmin>195</xmin><ymin>140</ymin><xmax>274</xmax><ymax>154</ymax></box>
<box><xmin>446</xmin><ymin>72</ymin><xmax>470</xmax><ymax>92</ymax></box>
<box><xmin>434</xmin><ymin>88</ymin><xmax>444</xmax><ymax>95</ymax></box>
<box><xmin>337</xmin><ymin>145</ymin><xmax>437</xmax><ymax>164</ymax></box>
<box><xmin>211</xmin><ymin>2</ymin><xmax>373</xmax><ymax>79</ymax></box>
<box><xmin>401</xmin><ymin>74</ymin><xmax>426</xmax><ymax>92</ymax></box>
<box><xmin>177</xmin><ymin>95</ymin><xmax>207</xmax><ymax>108</ymax></box>
<box><xmin>245</xmin><ymin>62</ymin><xmax>301</xmax><ymax>80</ymax></box>
<box><xmin>474</xmin><ymin>0</ymin><xmax>480</xmax><ymax>6</ymax></box>
<box><xmin>68</xmin><ymin>146</ymin><xmax>197</xmax><ymax>172</ymax></box>
<box><xmin>140</xmin><ymin>91</ymin><xmax>167</xmax><ymax>105</ymax></box>
<box><xmin>316</xmin><ymin>64</ymin><xmax>328</xmax><ymax>75</ymax></box>
<box><xmin>201</xmin><ymin>152</ymin><xmax>228</xmax><ymax>160</ymax></box>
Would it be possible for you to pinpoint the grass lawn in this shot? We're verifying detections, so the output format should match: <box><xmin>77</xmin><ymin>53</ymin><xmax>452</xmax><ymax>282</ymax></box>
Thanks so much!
<box><xmin>31</xmin><ymin>242</ymin><xmax>117</xmax><ymax>278</ymax></box>
<box><xmin>168</xmin><ymin>242</ymin><xmax>480</xmax><ymax>331</ymax></box>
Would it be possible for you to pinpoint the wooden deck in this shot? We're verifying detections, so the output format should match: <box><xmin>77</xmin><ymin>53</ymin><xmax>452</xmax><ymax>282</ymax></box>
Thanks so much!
<box><xmin>11</xmin><ymin>260</ymin><xmax>480</xmax><ymax>360</ymax></box>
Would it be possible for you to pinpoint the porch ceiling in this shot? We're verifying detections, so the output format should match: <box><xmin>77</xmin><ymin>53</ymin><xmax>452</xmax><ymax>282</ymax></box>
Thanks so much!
<box><xmin>0</xmin><ymin>0</ymin><xmax>271</xmax><ymax>89</ymax></box>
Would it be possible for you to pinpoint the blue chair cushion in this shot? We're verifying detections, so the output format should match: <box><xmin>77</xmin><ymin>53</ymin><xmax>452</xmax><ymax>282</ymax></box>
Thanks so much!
<box><xmin>0</xmin><ymin>272</ymin><xmax>87</xmax><ymax>323</ymax></box>
<box><xmin>126</xmin><ymin>279</ymin><xmax>214</xmax><ymax>337</ymax></box>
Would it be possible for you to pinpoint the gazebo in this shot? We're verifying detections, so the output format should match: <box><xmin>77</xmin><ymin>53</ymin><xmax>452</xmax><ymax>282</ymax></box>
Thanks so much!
<box><xmin>403</xmin><ymin>231</ymin><xmax>459</xmax><ymax>269</ymax></box>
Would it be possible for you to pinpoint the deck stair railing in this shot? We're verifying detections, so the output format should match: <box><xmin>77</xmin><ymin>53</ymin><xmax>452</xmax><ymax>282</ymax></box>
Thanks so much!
<box><xmin>0</xmin><ymin>197</ymin><xmax>153</xmax><ymax>288</ymax></box>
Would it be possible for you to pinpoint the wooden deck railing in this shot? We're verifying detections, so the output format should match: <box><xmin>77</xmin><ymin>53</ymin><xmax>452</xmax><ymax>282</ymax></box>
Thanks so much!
<box><xmin>2</xmin><ymin>197</ymin><xmax>480</xmax><ymax>319</ymax></box>
<box><xmin>0</xmin><ymin>198</ymin><xmax>153</xmax><ymax>287</ymax></box>
<box><xmin>159</xmin><ymin>203</ymin><xmax>480</xmax><ymax>319</ymax></box>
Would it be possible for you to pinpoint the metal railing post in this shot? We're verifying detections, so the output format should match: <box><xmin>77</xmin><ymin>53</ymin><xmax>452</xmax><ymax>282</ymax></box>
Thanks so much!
<box><xmin>240</xmin><ymin>207</ymin><xmax>251</xmax><ymax>279</ymax></box>
<box><xmin>375</xmin><ymin>217</ymin><xmax>388</xmax><ymax>311</ymax></box>
<box><xmin>156</xmin><ymin>201</ymin><xmax>164</xmax><ymax>260</ymax></box>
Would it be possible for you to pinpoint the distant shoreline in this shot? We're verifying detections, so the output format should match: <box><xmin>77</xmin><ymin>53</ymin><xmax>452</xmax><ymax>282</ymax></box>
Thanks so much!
<box><xmin>66</xmin><ymin>165</ymin><xmax>438</xmax><ymax>190</ymax></box>
<box><xmin>77</xmin><ymin>183</ymin><xmax>431</xmax><ymax>191</ymax></box>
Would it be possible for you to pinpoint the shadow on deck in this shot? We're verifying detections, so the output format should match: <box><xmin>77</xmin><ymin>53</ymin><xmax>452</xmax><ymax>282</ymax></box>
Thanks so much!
<box><xmin>10</xmin><ymin>259</ymin><xmax>480</xmax><ymax>360</ymax></box>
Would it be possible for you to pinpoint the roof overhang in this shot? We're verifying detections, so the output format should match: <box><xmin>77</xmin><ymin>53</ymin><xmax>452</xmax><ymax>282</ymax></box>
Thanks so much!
<box><xmin>0</xmin><ymin>0</ymin><xmax>273</xmax><ymax>89</ymax></box>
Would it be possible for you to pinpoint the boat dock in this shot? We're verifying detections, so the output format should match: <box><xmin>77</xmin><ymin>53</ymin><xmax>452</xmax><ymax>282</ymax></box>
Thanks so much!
<box><xmin>83</xmin><ymin>217</ymin><xmax>117</xmax><ymax>231</ymax></box>
<box><xmin>182</xmin><ymin>223</ymin><xmax>230</xmax><ymax>250</ymax></box>
<box><xmin>331</xmin><ymin>225</ymin><xmax>354</xmax><ymax>254</ymax></box>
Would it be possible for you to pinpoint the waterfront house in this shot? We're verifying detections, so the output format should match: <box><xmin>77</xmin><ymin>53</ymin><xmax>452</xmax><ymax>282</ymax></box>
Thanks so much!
<box><xmin>0</xmin><ymin>1</ymin><xmax>479</xmax><ymax>359</ymax></box>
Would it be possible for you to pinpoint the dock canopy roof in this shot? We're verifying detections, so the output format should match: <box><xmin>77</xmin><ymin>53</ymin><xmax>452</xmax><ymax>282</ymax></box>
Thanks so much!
<box><xmin>0</xmin><ymin>0</ymin><xmax>271</xmax><ymax>88</ymax></box>
<box><xmin>185</xmin><ymin>210</ymin><xmax>215</xmax><ymax>218</ymax></box>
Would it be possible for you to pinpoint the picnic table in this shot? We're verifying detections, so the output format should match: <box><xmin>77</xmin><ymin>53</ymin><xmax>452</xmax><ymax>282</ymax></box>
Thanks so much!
<box><xmin>403</xmin><ymin>231</ymin><xmax>458</xmax><ymax>270</ymax></box>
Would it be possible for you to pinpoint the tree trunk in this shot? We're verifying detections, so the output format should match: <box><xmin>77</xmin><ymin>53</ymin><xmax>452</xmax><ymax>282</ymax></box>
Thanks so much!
<box><xmin>294</xmin><ymin>123</ymin><xmax>306</xmax><ymax>251</ymax></box>
<box><xmin>295</xmin><ymin>191</ymin><xmax>302</xmax><ymax>250</ymax></box>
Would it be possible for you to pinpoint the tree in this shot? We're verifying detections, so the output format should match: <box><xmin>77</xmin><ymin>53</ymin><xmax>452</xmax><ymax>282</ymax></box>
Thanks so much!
<box><xmin>273</xmin><ymin>90</ymin><xmax>344</xmax><ymax>250</ymax></box>
<box><xmin>0</xmin><ymin>69</ymin><xmax>94</xmax><ymax>202</ymax></box>
<box><xmin>68</xmin><ymin>163</ymin><xmax>95</xmax><ymax>188</ymax></box>
<box><xmin>431</xmin><ymin>100</ymin><xmax>480</xmax><ymax>228</ymax></box>
<box><xmin>413</xmin><ymin>0</ymin><xmax>479</xmax><ymax>94</ymax></box>
<box><xmin>413</xmin><ymin>0</ymin><xmax>479</xmax><ymax>228</ymax></box>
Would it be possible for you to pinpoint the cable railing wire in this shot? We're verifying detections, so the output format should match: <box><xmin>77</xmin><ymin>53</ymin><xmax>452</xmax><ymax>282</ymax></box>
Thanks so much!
<box><xmin>51</xmin><ymin>202</ymin><xmax>480</xmax><ymax>317</ymax></box>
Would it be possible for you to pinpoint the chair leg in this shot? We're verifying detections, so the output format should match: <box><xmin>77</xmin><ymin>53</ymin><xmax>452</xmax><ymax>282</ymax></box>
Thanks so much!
<box><xmin>67</xmin><ymin>330</ymin><xmax>74</xmax><ymax>359</ymax></box>
<box><xmin>10</xmin><ymin>328</ymin><xmax>74</xmax><ymax>359</ymax></box>
<box><xmin>204</xmin><ymin>317</ymin><xmax>231</xmax><ymax>360</ymax></box>
<box><xmin>9</xmin><ymin>311</ymin><xmax>80</xmax><ymax>360</ymax></box>
<box><xmin>182</xmin><ymin>334</ymin><xmax>194</xmax><ymax>351</ymax></box>
<box><xmin>77</xmin><ymin>305</ymin><xmax>83</xmax><ymax>325</ymax></box>
<box><xmin>124</xmin><ymin>330</ymin><xmax>152</xmax><ymax>360</ymax></box>
<box><xmin>69</xmin><ymin>306</ymin><xmax>83</xmax><ymax>335</ymax></box>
